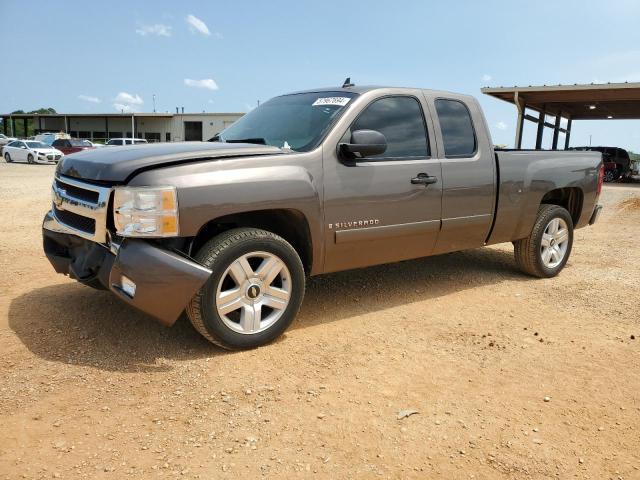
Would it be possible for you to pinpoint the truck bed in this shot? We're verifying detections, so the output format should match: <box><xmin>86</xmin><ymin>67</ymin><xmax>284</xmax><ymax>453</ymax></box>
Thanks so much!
<box><xmin>487</xmin><ymin>149</ymin><xmax>602</xmax><ymax>245</ymax></box>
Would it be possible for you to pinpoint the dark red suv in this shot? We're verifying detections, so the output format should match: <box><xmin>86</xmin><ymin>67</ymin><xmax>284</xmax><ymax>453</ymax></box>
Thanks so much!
<box><xmin>51</xmin><ymin>138</ymin><xmax>95</xmax><ymax>155</ymax></box>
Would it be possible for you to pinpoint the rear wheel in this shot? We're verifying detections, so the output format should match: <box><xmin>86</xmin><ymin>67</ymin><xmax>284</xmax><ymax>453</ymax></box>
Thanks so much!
<box><xmin>604</xmin><ymin>170</ymin><xmax>615</xmax><ymax>182</ymax></box>
<box><xmin>4</xmin><ymin>152</ymin><xmax>11</xmax><ymax>163</ymax></box>
<box><xmin>514</xmin><ymin>204</ymin><xmax>573</xmax><ymax>278</ymax></box>
<box><xmin>186</xmin><ymin>228</ymin><xmax>305</xmax><ymax>349</ymax></box>
<box><xmin>27</xmin><ymin>154</ymin><xmax>34</xmax><ymax>164</ymax></box>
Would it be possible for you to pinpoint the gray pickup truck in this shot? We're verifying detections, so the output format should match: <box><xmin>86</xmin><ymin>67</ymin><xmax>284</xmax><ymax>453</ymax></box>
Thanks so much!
<box><xmin>43</xmin><ymin>85</ymin><xmax>604</xmax><ymax>349</ymax></box>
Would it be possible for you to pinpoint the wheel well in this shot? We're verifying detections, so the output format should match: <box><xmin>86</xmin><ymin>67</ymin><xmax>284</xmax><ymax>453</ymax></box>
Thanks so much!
<box><xmin>540</xmin><ymin>187</ymin><xmax>583</xmax><ymax>225</ymax></box>
<box><xmin>190</xmin><ymin>209</ymin><xmax>313</xmax><ymax>273</ymax></box>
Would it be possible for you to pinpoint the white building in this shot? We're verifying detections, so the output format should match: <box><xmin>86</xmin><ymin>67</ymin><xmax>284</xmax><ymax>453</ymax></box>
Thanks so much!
<box><xmin>1</xmin><ymin>112</ymin><xmax>245</xmax><ymax>143</ymax></box>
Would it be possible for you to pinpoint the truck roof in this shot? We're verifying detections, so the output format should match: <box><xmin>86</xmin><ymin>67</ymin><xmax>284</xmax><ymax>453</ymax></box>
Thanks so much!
<box><xmin>287</xmin><ymin>85</ymin><xmax>474</xmax><ymax>100</ymax></box>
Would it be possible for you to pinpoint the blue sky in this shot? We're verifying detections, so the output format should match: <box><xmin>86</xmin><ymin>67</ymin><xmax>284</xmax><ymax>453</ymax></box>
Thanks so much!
<box><xmin>1</xmin><ymin>0</ymin><xmax>640</xmax><ymax>150</ymax></box>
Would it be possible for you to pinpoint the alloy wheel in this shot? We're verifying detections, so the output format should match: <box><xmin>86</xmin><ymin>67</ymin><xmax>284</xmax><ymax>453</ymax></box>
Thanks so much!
<box><xmin>540</xmin><ymin>217</ymin><xmax>569</xmax><ymax>269</ymax></box>
<box><xmin>215</xmin><ymin>251</ymin><xmax>291</xmax><ymax>334</ymax></box>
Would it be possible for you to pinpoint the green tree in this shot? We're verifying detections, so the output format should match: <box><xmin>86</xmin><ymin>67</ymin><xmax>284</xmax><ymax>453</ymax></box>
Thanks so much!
<box><xmin>0</xmin><ymin>107</ymin><xmax>57</xmax><ymax>137</ymax></box>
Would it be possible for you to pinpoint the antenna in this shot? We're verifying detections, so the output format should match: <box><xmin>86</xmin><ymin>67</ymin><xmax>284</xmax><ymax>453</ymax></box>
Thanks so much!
<box><xmin>342</xmin><ymin>77</ymin><xmax>354</xmax><ymax>88</ymax></box>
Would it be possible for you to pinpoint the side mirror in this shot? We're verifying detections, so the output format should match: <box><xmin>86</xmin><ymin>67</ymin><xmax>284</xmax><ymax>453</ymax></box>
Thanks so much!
<box><xmin>340</xmin><ymin>129</ymin><xmax>387</xmax><ymax>158</ymax></box>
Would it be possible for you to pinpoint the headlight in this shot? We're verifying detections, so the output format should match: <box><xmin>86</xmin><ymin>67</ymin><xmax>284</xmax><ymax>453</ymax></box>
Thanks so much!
<box><xmin>38</xmin><ymin>152</ymin><xmax>46</xmax><ymax>156</ymax></box>
<box><xmin>113</xmin><ymin>186</ymin><xmax>179</xmax><ymax>237</ymax></box>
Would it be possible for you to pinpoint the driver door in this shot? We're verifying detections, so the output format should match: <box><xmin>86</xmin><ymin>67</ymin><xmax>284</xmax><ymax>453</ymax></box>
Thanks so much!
<box><xmin>322</xmin><ymin>94</ymin><xmax>442</xmax><ymax>273</ymax></box>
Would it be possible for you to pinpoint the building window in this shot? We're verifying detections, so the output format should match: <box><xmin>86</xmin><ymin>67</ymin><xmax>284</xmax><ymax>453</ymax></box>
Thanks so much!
<box><xmin>165</xmin><ymin>132</ymin><xmax>171</xmax><ymax>142</ymax></box>
<box><xmin>144</xmin><ymin>132</ymin><xmax>161</xmax><ymax>143</ymax></box>
<box><xmin>109</xmin><ymin>131</ymin><xmax>122</xmax><ymax>139</ymax></box>
<box><xmin>434</xmin><ymin>99</ymin><xmax>477</xmax><ymax>157</ymax></box>
<box><xmin>78</xmin><ymin>131</ymin><xmax>91</xmax><ymax>139</ymax></box>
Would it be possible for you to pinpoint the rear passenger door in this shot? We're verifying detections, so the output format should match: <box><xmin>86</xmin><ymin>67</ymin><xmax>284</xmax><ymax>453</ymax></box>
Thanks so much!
<box><xmin>322</xmin><ymin>94</ymin><xmax>442</xmax><ymax>273</ymax></box>
<box><xmin>428</xmin><ymin>96</ymin><xmax>496</xmax><ymax>254</ymax></box>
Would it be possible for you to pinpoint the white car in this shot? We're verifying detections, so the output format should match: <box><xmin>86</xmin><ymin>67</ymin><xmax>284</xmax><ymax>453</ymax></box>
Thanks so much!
<box><xmin>0</xmin><ymin>133</ymin><xmax>17</xmax><ymax>146</ymax></box>
<box><xmin>106</xmin><ymin>138</ymin><xmax>148</xmax><ymax>146</ymax></box>
<box><xmin>35</xmin><ymin>132</ymin><xmax>71</xmax><ymax>146</ymax></box>
<box><xmin>3</xmin><ymin>140</ymin><xmax>64</xmax><ymax>164</ymax></box>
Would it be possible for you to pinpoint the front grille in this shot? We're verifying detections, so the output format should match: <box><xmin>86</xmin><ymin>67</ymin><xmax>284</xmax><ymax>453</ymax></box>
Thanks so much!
<box><xmin>51</xmin><ymin>175</ymin><xmax>111</xmax><ymax>242</ymax></box>
<box><xmin>53</xmin><ymin>206</ymin><xmax>96</xmax><ymax>234</ymax></box>
<box><xmin>55</xmin><ymin>178</ymin><xmax>99</xmax><ymax>203</ymax></box>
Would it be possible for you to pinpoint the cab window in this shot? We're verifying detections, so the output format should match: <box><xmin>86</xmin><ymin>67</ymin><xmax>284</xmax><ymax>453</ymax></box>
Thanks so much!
<box><xmin>435</xmin><ymin>99</ymin><xmax>477</xmax><ymax>157</ymax></box>
<box><xmin>350</xmin><ymin>96</ymin><xmax>429</xmax><ymax>160</ymax></box>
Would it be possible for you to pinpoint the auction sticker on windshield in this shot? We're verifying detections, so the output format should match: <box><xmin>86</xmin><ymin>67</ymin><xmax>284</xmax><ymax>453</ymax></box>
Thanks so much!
<box><xmin>312</xmin><ymin>97</ymin><xmax>351</xmax><ymax>107</ymax></box>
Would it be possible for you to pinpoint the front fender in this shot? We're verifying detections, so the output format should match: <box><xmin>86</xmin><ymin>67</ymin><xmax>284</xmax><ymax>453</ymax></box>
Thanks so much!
<box><xmin>128</xmin><ymin>154</ymin><xmax>323</xmax><ymax>273</ymax></box>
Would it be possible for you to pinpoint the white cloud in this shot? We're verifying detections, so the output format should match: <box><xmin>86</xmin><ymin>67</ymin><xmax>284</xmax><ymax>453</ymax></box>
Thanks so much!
<box><xmin>136</xmin><ymin>23</ymin><xmax>172</xmax><ymax>37</ymax></box>
<box><xmin>482</xmin><ymin>74</ymin><xmax>493</xmax><ymax>82</ymax></box>
<box><xmin>78</xmin><ymin>94</ymin><xmax>101</xmax><ymax>104</ymax></box>
<box><xmin>112</xmin><ymin>92</ymin><xmax>143</xmax><ymax>112</ymax></box>
<box><xmin>114</xmin><ymin>92</ymin><xmax>143</xmax><ymax>105</ymax></box>
<box><xmin>496</xmin><ymin>121</ymin><xmax>508</xmax><ymax>131</ymax></box>
<box><xmin>184</xmin><ymin>78</ymin><xmax>219</xmax><ymax>90</ymax></box>
<box><xmin>186</xmin><ymin>14</ymin><xmax>210</xmax><ymax>36</ymax></box>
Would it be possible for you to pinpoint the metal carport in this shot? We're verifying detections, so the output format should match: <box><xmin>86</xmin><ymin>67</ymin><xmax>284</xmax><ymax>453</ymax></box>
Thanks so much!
<box><xmin>481</xmin><ymin>82</ymin><xmax>640</xmax><ymax>149</ymax></box>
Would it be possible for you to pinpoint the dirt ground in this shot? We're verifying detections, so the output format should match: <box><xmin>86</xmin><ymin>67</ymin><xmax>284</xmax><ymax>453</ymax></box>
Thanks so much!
<box><xmin>0</xmin><ymin>162</ymin><xmax>639</xmax><ymax>480</ymax></box>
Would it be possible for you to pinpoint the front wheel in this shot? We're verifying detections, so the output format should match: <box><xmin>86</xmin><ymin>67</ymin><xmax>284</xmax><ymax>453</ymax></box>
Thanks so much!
<box><xmin>27</xmin><ymin>153</ymin><xmax>34</xmax><ymax>164</ymax></box>
<box><xmin>186</xmin><ymin>228</ymin><xmax>305</xmax><ymax>349</ymax></box>
<box><xmin>514</xmin><ymin>204</ymin><xmax>574</xmax><ymax>278</ymax></box>
<box><xmin>4</xmin><ymin>152</ymin><xmax>11</xmax><ymax>163</ymax></box>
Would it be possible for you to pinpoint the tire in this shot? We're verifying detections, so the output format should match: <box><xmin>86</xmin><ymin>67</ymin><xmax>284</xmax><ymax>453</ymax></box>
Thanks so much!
<box><xmin>514</xmin><ymin>204</ymin><xmax>574</xmax><ymax>278</ymax></box>
<box><xmin>27</xmin><ymin>154</ymin><xmax>34</xmax><ymax>164</ymax></box>
<box><xmin>604</xmin><ymin>170</ymin><xmax>615</xmax><ymax>182</ymax></box>
<box><xmin>186</xmin><ymin>228</ymin><xmax>305</xmax><ymax>350</ymax></box>
<box><xmin>4</xmin><ymin>152</ymin><xmax>11</xmax><ymax>163</ymax></box>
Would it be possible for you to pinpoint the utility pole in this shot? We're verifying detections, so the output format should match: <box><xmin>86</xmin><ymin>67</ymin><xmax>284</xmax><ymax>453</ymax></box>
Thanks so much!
<box><xmin>589</xmin><ymin>134</ymin><xmax>592</xmax><ymax>146</ymax></box>
<box><xmin>153</xmin><ymin>94</ymin><xmax>156</xmax><ymax>113</ymax></box>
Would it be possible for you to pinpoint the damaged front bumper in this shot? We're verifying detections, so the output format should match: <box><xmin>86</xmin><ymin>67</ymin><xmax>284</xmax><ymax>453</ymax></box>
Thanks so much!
<box><xmin>42</xmin><ymin>210</ymin><xmax>211</xmax><ymax>326</ymax></box>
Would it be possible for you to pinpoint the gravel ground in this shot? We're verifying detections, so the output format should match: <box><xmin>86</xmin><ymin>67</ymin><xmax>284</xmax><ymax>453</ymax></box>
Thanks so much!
<box><xmin>0</xmin><ymin>162</ymin><xmax>639</xmax><ymax>479</ymax></box>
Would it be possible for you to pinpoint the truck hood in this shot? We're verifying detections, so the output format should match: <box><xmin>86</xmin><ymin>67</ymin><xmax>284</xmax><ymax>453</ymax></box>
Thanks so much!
<box><xmin>56</xmin><ymin>141</ymin><xmax>285</xmax><ymax>183</ymax></box>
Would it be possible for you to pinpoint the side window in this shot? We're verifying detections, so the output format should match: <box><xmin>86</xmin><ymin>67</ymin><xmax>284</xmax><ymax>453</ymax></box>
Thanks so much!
<box><xmin>7</xmin><ymin>141</ymin><xmax>18</xmax><ymax>147</ymax></box>
<box><xmin>351</xmin><ymin>96</ymin><xmax>429</xmax><ymax>159</ymax></box>
<box><xmin>435</xmin><ymin>99</ymin><xmax>477</xmax><ymax>157</ymax></box>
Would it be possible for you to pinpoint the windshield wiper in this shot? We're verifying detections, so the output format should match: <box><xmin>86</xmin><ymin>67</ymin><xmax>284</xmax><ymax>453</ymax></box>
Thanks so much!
<box><xmin>225</xmin><ymin>138</ymin><xmax>267</xmax><ymax>145</ymax></box>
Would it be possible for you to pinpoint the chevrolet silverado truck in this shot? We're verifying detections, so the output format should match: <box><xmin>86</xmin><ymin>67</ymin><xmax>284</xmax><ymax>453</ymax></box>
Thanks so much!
<box><xmin>43</xmin><ymin>85</ymin><xmax>604</xmax><ymax>349</ymax></box>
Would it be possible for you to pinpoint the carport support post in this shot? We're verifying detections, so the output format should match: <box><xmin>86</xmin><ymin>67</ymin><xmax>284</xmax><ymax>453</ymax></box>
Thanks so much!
<box><xmin>514</xmin><ymin>92</ymin><xmax>525</xmax><ymax>149</ymax></box>
<box><xmin>105</xmin><ymin>116</ymin><xmax>109</xmax><ymax>140</ymax></box>
<box><xmin>11</xmin><ymin>117</ymin><xmax>16</xmax><ymax>137</ymax></box>
<box><xmin>564</xmin><ymin>118</ymin><xmax>572</xmax><ymax>149</ymax></box>
<box><xmin>23</xmin><ymin>118</ymin><xmax>28</xmax><ymax>138</ymax></box>
<box><xmin>535</xmin><ymin>107</ymin><xmax>546</xmax><ymax>149</ymax></box>
<box><xmin>551</xmin><ymin>114</ymin><xmax>561</xmax><ymax>150</ymax></box>
<box><xmin>2</xmin><ymin>117</ymin><xmax>7</xmax><ymax>135</ymax></box>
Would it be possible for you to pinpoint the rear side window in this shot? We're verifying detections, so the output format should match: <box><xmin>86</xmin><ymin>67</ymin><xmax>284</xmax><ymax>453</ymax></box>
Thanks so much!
<box><xmin>435</xmin><ymin>99</ymin><xmax>477</xmax><ymax>157</ymax></box>
<box><xmin>351</xmin><ymin>96</ymin><xmax>429</xmax><ymax>159</ymax></box>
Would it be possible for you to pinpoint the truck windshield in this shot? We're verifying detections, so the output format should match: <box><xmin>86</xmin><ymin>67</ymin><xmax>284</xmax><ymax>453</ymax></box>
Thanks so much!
<box><xmin>215</xmin><ymin>91</ymin><xmax>357</xmax><ymax>151</ymax></box>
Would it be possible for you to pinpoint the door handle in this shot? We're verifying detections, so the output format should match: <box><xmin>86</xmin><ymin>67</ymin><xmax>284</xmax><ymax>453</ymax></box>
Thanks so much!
<box><xmin>410</xmin><ymin>173</ymin><xmax>438</xmax><ymax>185</ymax></box>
